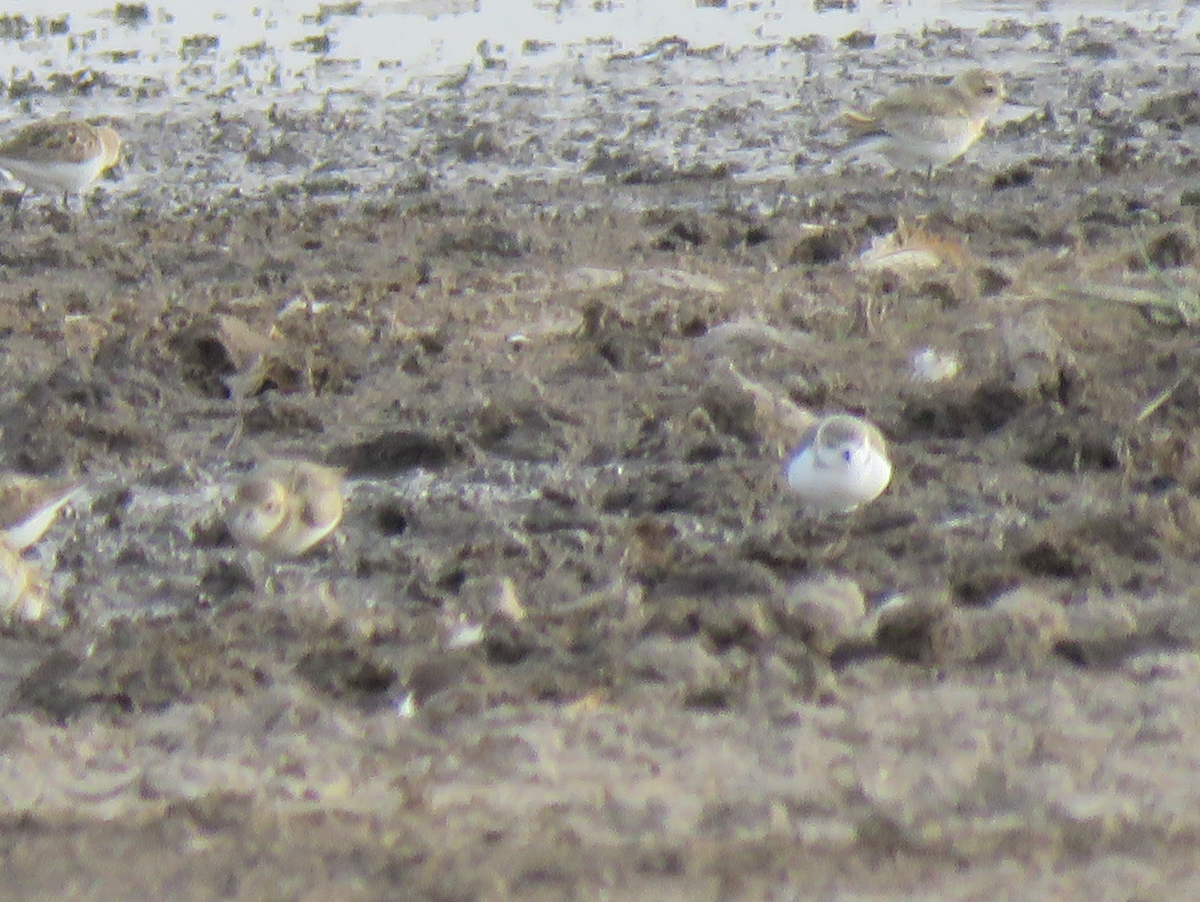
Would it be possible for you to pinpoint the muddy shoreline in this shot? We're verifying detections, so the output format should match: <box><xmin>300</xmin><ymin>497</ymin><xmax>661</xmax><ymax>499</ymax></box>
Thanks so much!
<box><xmin>0</xmin><ymin>15</ymin><xmax>1198</xmax><ymax>900</ymax></box>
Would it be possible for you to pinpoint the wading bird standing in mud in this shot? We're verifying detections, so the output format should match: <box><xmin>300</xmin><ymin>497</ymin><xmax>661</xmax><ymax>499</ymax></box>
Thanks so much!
<box><xmin>842</xmin><ymin>68</ymin><xmax>1006</xmax><ymax>175</ymax></box>
<box><xmin>227</xmin><ymin>459</ymin><xmax>346</xmax><ymax>559</ymax></box>
<box><xmin>0</xmin><ymin>118</ymin><xmax>122</xmax><ymax>210</ymax></box>
<box><xmin>785</xmin><ymin>414</ymin><xmax>893</xmax><ymax>514</ymax></box>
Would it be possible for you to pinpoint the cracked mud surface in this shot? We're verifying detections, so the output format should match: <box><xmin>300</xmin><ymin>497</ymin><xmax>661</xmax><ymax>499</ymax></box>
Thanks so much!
<box><xmin>1</xmin><ymin>14</ymin><xmax>1200</xmax><ymax>901</ymax></box>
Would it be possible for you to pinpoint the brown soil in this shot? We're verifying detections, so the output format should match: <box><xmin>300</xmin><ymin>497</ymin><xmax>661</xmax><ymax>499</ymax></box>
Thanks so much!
<box><xmin>1</xmin><ymin>19</ymin><xmax>1200</xmax><ymax>900</ymax></box>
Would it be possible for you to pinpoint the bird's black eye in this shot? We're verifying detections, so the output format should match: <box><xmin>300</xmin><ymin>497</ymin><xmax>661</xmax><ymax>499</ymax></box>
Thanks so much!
<box><xmin>842</xmin><ymin>449</ymin><xmax>853</xmax><ymax>463</ymax></box>
<box><xmin>981</xmin><ymin>85</ymin><xmax>997</xmax><ymax>95</ymax></box>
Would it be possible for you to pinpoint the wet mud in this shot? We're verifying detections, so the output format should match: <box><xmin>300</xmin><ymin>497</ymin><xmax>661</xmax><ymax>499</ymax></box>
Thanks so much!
<box><xmin>0</xmin><ymin>14</ymin><xmax>1199</xmax><ymax>901</ymax></box>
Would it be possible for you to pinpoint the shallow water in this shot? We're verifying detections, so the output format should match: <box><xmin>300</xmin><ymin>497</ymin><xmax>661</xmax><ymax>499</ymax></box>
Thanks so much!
<box><xmin>2</xmin><ymin>0</ymin><xmax>1196</xmax><ymax>104</ymax></box>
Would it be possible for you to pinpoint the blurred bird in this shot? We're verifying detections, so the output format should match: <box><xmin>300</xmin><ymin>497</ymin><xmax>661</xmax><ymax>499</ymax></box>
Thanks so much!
<box><xmin>227</xmin><ymin>460</ymin><xmax>345</xmax><ymax>558</ymax></box>
<box><xmin>0</xmin><ymin>118</ymin><xmax>122</xmax><ymax>207</ymax></box>
<box><xmin>843</xmin><ymin>68</ymin><xmax>1006</xmax><ymax>174</ymax></box>
<box><xmin>0</xmin><ymin>474</ymin><xmax>82</xmax><ymax>550</ymax></box>
<box><xmin>0</xmin><ymin>540</ymin><xmax>49</xmax><ymax>626</ymax></box>
<box><xmin>785</xmin><ymin>414</ymin><xmax>892</xmax><ymax>514</ymax></box>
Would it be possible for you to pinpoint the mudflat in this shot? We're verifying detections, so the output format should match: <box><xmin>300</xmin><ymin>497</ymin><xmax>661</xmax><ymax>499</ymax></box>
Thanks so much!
<box><xmin>0</xmin><ymin>17</ymin><xmax>1198</xmax><ymax>900</ymax></box>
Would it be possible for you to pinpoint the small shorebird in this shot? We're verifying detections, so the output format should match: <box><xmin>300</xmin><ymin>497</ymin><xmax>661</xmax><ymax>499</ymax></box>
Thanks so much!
<box><xmin>785</xmin><ymin>414</ymin><xmax>892</xmax><ymax>514</ymax></box>
<box><xmin>227</xmin><ymin>460</ymin><xmax>345</xmax><ymax>558</ymax></box>
<box><xmin>0</xmin><ymin>118</ymin><xmax>122</xmax><ymax>207</ymax></box>
<box><xmin>0</xmin><ymin>540</ymin><xmax>48</xmax><ymax>625</ymax></box>
<box><xmin>843</xmin><ymin>68</ymin><xmax>1006</xmax><ymax>174</ymax></box>
<box><xmin>0</xmin><ymin>474</ymin><xmax>82</xmax><ymax>550</ymax></box>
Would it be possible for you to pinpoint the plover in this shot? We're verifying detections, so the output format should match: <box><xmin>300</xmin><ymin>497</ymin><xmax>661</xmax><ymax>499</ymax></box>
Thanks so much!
<box><xmin>843</xmin><ymin>69</ymin><xmax>1006</xmax><ymax>173</ymax></box>
<box><xmin>785</xmin><ymin>414</ymin><xmax>892</xmax><ymax>514</ymax></box>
